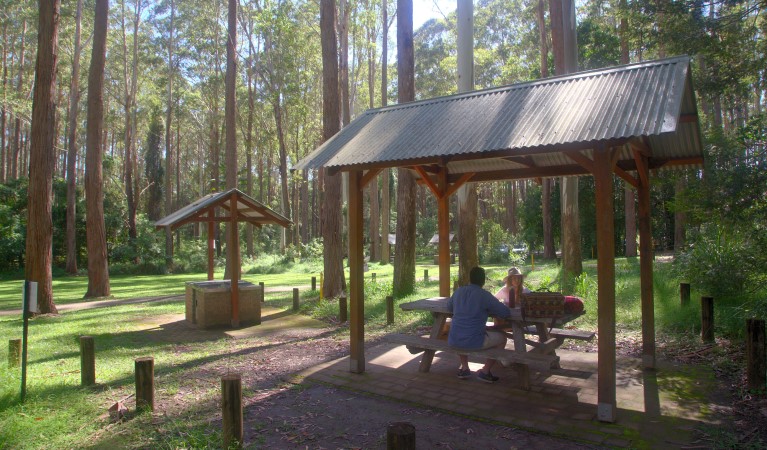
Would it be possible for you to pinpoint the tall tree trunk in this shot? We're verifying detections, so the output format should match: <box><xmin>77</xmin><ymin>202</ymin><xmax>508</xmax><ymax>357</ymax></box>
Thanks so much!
<box><xmin>121</xmin><ymin>0</ymin><xmax>141</xmax><ymax>243</ymax></box>
<box><xmin>393</xmin><ymin>0</ymin><xmax>416</xmax><ymax>297</ymax></box>
<box><xmin>224</xmin><ymin>0</ymin><xmax>238</xmax><ymax>281</ymax></box>
<box><xmin>245</xmin><ymin>41</ymin><xmax>255</xmax><ymax>257</ymax></box>
<box><xmin>164</xmin><ymin>0</ymin><xmax>175</xmax><ymax>269</ymax></box>
<box><xmin>339</xmin><ymin>0</ymin><xmax>351</xmax><ymax>126</ymax></box>
<box><xmin>538</xmin><ymin>0</ymin><xmax>555</xmax><ymax>259</ymax></box>
<box><xmin>673</xmin><ymin>177</ymin><xmax>686</xmax><ymax>253</ymax></box>
<box><xmin>66</xmin><ymin>0</ymin><xmax>83</xmax><ymax>275</ymax></box>
<box><xmin>85</xmin><ymin>0</ymin><xmax>111</xmax><ymax>299</ymax></box>
<box><xmin>26</xmin><ymin>0</ymin><xmax>61</xmax><ymax>314</ymax></box>
<box><xmin>10</xmin><ymin>20</ymin><xmax>26</xmax><ymax>181</ymax></box>
<box><xmin>1</xmin><ymin>22</ymin><xmax>7</xmax><ymax>183</ymax></box>
<box><xmin>550</xmin><ymin>0</ymin><xmax>581</xmax><ymax>290</ymax></box>
<box><xmin>380</xmin><ymin>0</ymin><xmax>391</xmax><ymax>264</ymax></box>
<box><xmin>321</xmin><ymin>0</ymin><xmax>346</xmax><ymax>298</ymax></box>
<box><xmin>455</xmin><ymin>0</ymin><xmax>478</xmax><ymax>286</ymax></box>
<box><xmin>620</xmin><ymin>0</ymin><xmax>637</xmax><ymax>257</ymax></box>
<box><xmin>367</xmin><ymin>5</ymin><xmax>379</xmax><ymax>262</ymax></box>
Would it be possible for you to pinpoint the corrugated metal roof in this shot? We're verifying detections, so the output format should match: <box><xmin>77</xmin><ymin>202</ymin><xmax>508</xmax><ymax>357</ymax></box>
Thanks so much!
<box><xmin>295</xmin><ymin>56</ymin><xmax>703</xmax><ymax>180</ymax></box>
<box><xmin>155</xmin><ymin>188</ymin><xmax>291</xmax><ymax>230</ymax></box>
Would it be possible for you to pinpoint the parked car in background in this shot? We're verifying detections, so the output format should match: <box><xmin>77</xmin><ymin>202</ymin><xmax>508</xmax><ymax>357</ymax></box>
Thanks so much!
<box><xmin>512</xmin><ymin>243</ymin><xmax>528</xmax><ymax>255</ymax></box>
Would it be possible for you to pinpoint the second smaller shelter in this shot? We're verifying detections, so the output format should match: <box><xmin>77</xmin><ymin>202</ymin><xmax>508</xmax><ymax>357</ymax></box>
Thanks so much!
<box><xmin>155</xmin><ymin>188</ymin><xmax>292</xmax><ymax>327</ymax></box>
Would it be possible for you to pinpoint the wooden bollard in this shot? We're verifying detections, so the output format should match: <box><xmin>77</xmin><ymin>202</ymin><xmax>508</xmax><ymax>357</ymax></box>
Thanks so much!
<box><xmin>387</xmin><ymin>422</ymin><xmax>415</xmax><ymax>450</ymax></box>
<box><xmin>135</xmin><ymin>357</ymin><xmax>155</xmax><ymax>411</ymax></box>
<box><xmin>8</xmin><ymin>339</ymin><xmax>21</xmax><ymax>367</ymax></box>
<box><xmin>680</xmin><ymin>283</ymin><xmax>690</xmax><ymax>307</ymax></box>
<box><xmin>423</xmin><ymin>269</ymin><xmax>429</xmax><ymax>283</ymax></box>
<box><xmin>339</xmin><ymin>296</ymin><xmax>348</xmax><ymax>323</ymax></box>
<box><xmin>259</xmin><ymin>282</ymin><xmax>265</xmax><ymax>302</ymax></box>
<box><xmin>293</xmin><ymin>288</ymin><xmax>300</xmax><ymax>311</ymax></box>
<box><xmin>746</xmin><ymin>318</ymin><xmax>766</xmax><ymax>391</ymax></box>
<box><xmin>80</xmin><ymin>336</ymin><xmax>96</xmax><ymax>386</ymax></box>
<box><xmin>386</xmin><ymin>296</ymin><xmax>394</xmax><ymax>324</ymax></box>
<box><xmin>372</xmin><ymin>272</ymin><xmax>376</xmax><ymax>283</ymax></box>
<box><xmin>701</xmin><ymin>296</ymin><xmax>715</xmax><ymax>343</ymax></box>
<box><xmin>222</xmin><ymin>374</ymin><xmax>243</xmax><ymax>449</ymax></box>
<box><xmin>311</xmin><ymin>276</ymin><xmax>316</xmax><ymax>291</ymax></box>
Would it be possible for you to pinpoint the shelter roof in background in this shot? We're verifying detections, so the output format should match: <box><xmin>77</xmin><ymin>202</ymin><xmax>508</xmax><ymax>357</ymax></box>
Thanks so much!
<box><xmin>155</xmin><ymin>188</ymin><xmax>292</xmax><ymax>231</ymax></box>
<box><xmin>295</xmin><ymin>56</ymin><xmax>703</xmax><ymax>182</ymax></box>
<box><xmin>429</xmin><ymin>233</ymin><xmax>455</xmax><ymax>244</ymax></box>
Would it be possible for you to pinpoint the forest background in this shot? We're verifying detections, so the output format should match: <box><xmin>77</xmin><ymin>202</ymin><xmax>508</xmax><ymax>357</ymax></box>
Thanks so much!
<box><xmin>0</xmin><ymin>0</ymin><xmax>765</xmax><ymax>321</ymax></box>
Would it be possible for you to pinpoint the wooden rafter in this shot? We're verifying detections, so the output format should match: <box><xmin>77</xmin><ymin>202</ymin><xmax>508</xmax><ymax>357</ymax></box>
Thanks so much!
<box><xmin>414</xmin><ymin>166</ymin><xmax>442</xmax><ymax>198</ymax></box>
<box><xmin>360</xmin><ymin>168</ymin><xmax>382</xmax><ymax>189</ymax></box>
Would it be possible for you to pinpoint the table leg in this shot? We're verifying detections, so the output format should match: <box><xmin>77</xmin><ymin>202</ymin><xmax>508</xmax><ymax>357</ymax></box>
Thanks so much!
<box><xmin>419</xmin><ymin>313</ymin><xmax>447</xmax><ymax>372</ymax></box>
<box><xmin>511</xmin><ymin>321</ymin><xmax>527</xmax><ymax>353</ymax></box>
<box><xmin>535</xmin><ymin>323</ymin><xmax>560</xmax><ymax>369</ymax></box>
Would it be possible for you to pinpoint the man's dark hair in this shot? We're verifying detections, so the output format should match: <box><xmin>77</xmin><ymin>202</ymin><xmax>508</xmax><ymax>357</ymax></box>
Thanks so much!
<box><xmin>469</xmin><ymin>267</ymin><xmax>486</xmax><ymax>286</ymax></box>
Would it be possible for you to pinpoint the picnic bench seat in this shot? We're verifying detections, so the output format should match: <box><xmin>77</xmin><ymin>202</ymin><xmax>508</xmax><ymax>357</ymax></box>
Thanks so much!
<box><xmin>384</xmin><ymin>333</ymin><xmax>559</xmax><ymax>390</ymax></box>
<box><xmin>523</xmin><ymin>326</ymin><xmax>596</xmax><ymax>346</ymax></box>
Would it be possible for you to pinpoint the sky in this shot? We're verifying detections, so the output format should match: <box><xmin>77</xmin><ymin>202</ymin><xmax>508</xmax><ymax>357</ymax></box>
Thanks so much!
<box><xmin>413</xmin><ymin>0</ymin><xmax>456</xmax><ymax>29</ymax></box>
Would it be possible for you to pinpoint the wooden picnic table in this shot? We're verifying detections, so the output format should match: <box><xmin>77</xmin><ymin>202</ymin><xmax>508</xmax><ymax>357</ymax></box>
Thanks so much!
<box><xmin>398</xmin><ymin>296</ymin><xmax>588</xmax><ymax>372</ymax></box>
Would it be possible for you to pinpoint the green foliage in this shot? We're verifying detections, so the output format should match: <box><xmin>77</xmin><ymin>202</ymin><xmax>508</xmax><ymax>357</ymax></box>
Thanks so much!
<box><xmin>110</xmin><ymin>215</ymin><xmax>167</xmax><ymax>274</ymax></box>
<box><xmin>0</xmin><ymin>179</ymin><xmax>28</xmax><ymax>270</ymax></box>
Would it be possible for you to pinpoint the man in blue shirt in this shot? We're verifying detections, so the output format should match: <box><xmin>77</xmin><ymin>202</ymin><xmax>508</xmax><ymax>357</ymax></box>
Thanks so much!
<box><xmin>447</xmin><ymin>266</ymin><xmax>511</xmax><ymax>382</ymax></box>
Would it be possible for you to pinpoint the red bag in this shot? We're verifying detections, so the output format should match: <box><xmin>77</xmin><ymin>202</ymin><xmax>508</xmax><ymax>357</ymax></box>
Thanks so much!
<box><xmin>564</xmin><ymin>296</ymin><xmax>584</xmax><ymax>314</ymax></box>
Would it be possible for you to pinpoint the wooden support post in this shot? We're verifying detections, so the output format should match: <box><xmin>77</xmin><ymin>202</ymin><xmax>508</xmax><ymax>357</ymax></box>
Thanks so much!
<box><xmin>372</xmin><ymin>272</ymin><xmax>376</xmax><ymax>283</ymax></box>
<box><xmin>594</xmin><ymin>144</ymin><xmax>617</xmax><ymax>423</ymax></box>
<box><xmin>229</xmin><ymin>192</ymin><xmax>240</xmax><ymax>328</ymax></box>
<box><xmin>637</xmin><ymin>152</ymin><xmax>655</xmax><ymax>370</ymax></box>
<box><xmin>423</xmin><ymin>269</ymin><xmax>429</xmax><ymax>283</ymax></box>
<box><xmin>259</xmin><ymin>282</ymin><xmax>265</xmax><ymax>302</ymax></box>
<box><xmin>8</xmin><ymin>339</ymin><xmax>21</xmax><ymax>367</ymax></box>
<box><xmin>222</xmin><ymin>374</ymin><xmax>243</xmax><ymax>449</ymax></box>
<box><xmin>292</xmin><ymin>288</ymin><xmax>299</xmax><ymax>311</ymax></box>
<box><xmin>701</xmin><ymin>296</ymin><xmax>715</xmax><ymax>343</ymax></box>
<box><xmin>437</xmin><ymin>168</ymin><xmax>451</xmax><ymax>297</ymax></box>
<box><xmin>386</xmin><ymin>422</ymin><xmax>415</xmax><ymax>450</ymax></box>
<box><xmin>348</xmin><ymin>170</ymin><xmax>365</xmax><ymax>373</ymax></box>
<box><xmin>135</xmin><ymin>357</ymin><xmax>155</xmax><ymax>412</ymax></box>
<box><xmin>680</xmin><ymin>283</ymin><xmax>690</xmax><ymax>307</ymax></box>
<box><xmin>207</xmin><ymin>211</ymin><xmax>215</xmax><ymax>281</ymax></box>
<box><xmin>311</xmin><ymin>276</ymin><xmax>316</xmax><ymax>291</ymax></box>
<box><xmin>386</xmin><ymin>296</ymin><xmax>394</xmax><ymax>324</ymax></box>
<box><xmin>339</xmin><ymin>296</ymin><xmax>348</xmax><ymax>323</ymax></box>
<box><xmin>746</xmin><ymin>318</ymin><xmax>766</xmax><ymax>391</ymax></box>
<box><xmin>80</xmin><ymin>336</ymin><xmax>95</xmax><ymax>386</ymax></box>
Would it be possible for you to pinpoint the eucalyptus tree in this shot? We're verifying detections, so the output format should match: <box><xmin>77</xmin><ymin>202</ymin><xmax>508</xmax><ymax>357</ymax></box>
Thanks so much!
<box><xmin>85</xmin><ymin>0</ymin><xmax>110</xmax><ymax>298</ymax></box>
<box><xmin>65</xmin><ymin>0</ymin><xmax>84</xmax><ymax>274</ymax></box>
<box><xmin>321</xmin><ymin>0</ymin><xmax>346</xmax><ymax>298</ymax></box>
<box><xmin>25</xmin><ymin>0</ymin><xmax>61</xmax><ymax>314</ymax></box>
<box><xmin>393</xmin><ymin>0</ymin><xmax>416</xmax><ymax>297</ymax></box>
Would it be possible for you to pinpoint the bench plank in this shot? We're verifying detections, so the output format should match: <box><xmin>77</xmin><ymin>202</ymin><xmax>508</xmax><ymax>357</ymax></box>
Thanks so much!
<box><xmin>383</xmin><ymin>333</ymin><xmax>558</xmax><ymax>372</ymax></box>
<box><xmin>523</xmin><ymin>326</ymin><xmax>596</xmax><ymax>342</ymax></box>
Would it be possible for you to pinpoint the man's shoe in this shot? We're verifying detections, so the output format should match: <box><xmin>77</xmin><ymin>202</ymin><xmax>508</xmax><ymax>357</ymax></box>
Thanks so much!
<box><xmin>476</xmin><ymin>370</ymin><xmax>499</xmax><ymax>383</ymax></box>
<box><xmin>457</xmin><ymin>368</ymin><xmax>472</xmax><ymax>379</ymax></box>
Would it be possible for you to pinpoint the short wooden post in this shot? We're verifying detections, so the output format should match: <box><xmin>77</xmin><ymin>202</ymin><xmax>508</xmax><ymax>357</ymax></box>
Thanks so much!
<box><xmin>259</xmin><ymin>282</ymin><xmax>265</xmax><ymax>302</ymax></box>
<box><xmin>746</xmin><ymin>318</ymin><xmax>766</xmax><ymax>391</ymax></box>
<box><xmin>372</xmin><ymin>272</ymin><xmax>376</xmax><ymax>283</ymax></box>
<box><xmin>423</xmin><ymin>269</ymin><xmax>428</xmax><ymax>283</ymax></box>
<box><xmin>293</xmin><ymin>288</ymin><xmax>299</xmax><ymax>311</ymax></box>
<box><xmin>80</xmin><ymin>336</ymin><xmax>95</xmax><ymax>386</ymax></box>
<box><xmin>8</xmin><ymin>339</ymin><xmax>21</xmax><ymax>367</ymax></box>
<box><xmin>339</xmin><ymin>296</ymin><xmax>348</xmax><ymax>323</ymax></box>
<box><xmin>386</xmin><ymin>296</ymin><xmax>394</xmax><ymax>324</ymax></box>
<box><xmin>680</xmin><ymin>283</ymin><xmax>690</xmax><ymax>307</ymax></box>
<box><xmin>222</xmin><ymin>374</ymin><xmax>243</xmax><ymax>449</ymax></box>
<box><xmin>701</xmin><ymin>296</ymin><xmax>715</xmax><ymax>343</ymax></box>
<box><xmin>135</xmin><ymin>357</ymin><xmax>155</xmax><ymax>412</ymax></box>
<box><xmin>386</xmin><ymin>422</ymin><xmax>415</xmax><ymax>450</ymax></box>
<box><xmin>311</xmin><ymin>276</ymin><xmax>316</xmax><ymax>291</ymax></box>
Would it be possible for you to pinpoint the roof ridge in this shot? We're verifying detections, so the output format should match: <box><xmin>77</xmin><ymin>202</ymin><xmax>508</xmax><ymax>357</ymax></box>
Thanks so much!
<box><xmin>367</xmin><ymin>55</ymin><xmax>691</xmax><ymax>115</ymax></box>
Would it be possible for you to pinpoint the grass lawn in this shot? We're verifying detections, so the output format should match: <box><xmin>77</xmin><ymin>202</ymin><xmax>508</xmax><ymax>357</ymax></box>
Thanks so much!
<box><xmin>0</xmin><ymin>257</ymin><xmax>720</xmax><ymax>448</ymax></box>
